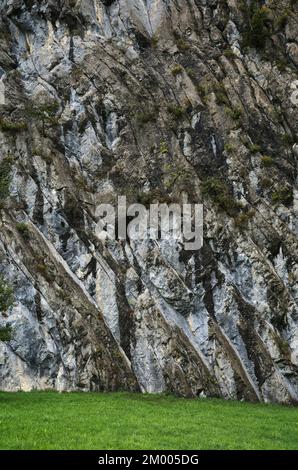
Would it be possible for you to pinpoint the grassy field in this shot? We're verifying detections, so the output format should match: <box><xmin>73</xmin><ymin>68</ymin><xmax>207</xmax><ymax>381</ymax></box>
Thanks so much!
<box><xmin>0</xmin><ymin>392</ymin><xmax>297</xmax><ymax>450</ymax></box>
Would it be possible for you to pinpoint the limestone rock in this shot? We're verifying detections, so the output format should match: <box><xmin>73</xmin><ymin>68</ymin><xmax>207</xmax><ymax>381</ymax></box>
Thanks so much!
<box><xmin>0</xmin><ymin>0</ymin><xmax>297</xmax><ymax>403</ymax></box>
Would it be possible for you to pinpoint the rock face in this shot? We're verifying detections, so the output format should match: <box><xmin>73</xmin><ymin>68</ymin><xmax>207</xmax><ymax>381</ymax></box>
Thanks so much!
<box><xmin>0</xmin><ymin>0</ymin><xmax>298</xmax><ymax>403</ymax></box>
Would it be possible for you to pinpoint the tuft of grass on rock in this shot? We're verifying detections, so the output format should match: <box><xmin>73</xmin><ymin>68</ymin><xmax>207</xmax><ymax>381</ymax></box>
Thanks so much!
<box><xmin>0</xmin><ymin>118</ymin><xmax>27</xmax><ymax>132</ymax></box>
<box><xmin>224</xmin><ymin>143</ymin><xmax>236</xmax><ymax>154</ymax></box>
<box><xmin>261</xmin><ymin>155</ymin><xmax>274</xmax><ymax>167</ymax></box>
<box><xmin>167</xmin><ymin>104</ymin><xmax>185</xmax><ymax>120</ymax></box>
<box><xmin>234</xmin><ymin>210</ymin><xmax>256</xmax><ymax>231</ymax></box>
<box><xmin>242</xmin><ymin>3</ymin><xmax>272</xmax><ymax>50</ymax></box>
<box><xmin>260</xmin><ymin>177</ymin><xmax>273</xmax><ymax>190</ymax></box>
<box><xmin>16</xmin><ymin>222</ymin><xmax>30</xmax><ymax>239</ymax></box>
<box><xmin>159</xmin><ymin>141</ymin><xmax>169</xmax><ymax>154</ymax></box>
<box><xmin>171</xmin><ymin>64</ymin><xmax>183</xmax><ymax>76</ymax></box>
<box><xmin>0</xmin><ymin>326</ymin><xmax>12</xmax><ymax>342</ymax></box>
<box><xmin>249</xmin><ymin>144</ymin><xmax>262</xmax><ymax>154</ymax></box>
<box><xmin>0</xmin><ymin>275</ymin><xmax>14</xmax><ymax>314</ymax></box>
<box><xmin>271</xmin><ymin>186</ymin><xmax>293</xmax><ymax>206</ymax></box>
<box><xmin>0</xmin><ymin>156</ymin><xmax>13</xmax><ymax>202</ymax></box>
<box><xmin>135</xmin><ymin>108</ymin><xmax>158</xmax><ymax>125</ymax></box>
<box><xmin>202</xmin><ymin>177</ymin><xmax>240</xmax><ymax>216</ymax></box>
<box><xmin>225</xmin><ymin>106</ymin><xmax>242</xmax><ymax>121</ymax></box>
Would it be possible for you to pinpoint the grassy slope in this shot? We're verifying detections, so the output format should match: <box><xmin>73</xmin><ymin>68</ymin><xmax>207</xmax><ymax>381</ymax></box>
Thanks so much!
<box><xmin>0</xmin><ymin>392</ymin><xmax>297</xmax><ymax>450</ymax></box>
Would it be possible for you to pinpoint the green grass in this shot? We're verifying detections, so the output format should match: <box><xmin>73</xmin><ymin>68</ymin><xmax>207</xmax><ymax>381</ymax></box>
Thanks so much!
<box><xmin>0</xmin><ymin>392</ymin><xmax>297</xmax><ymax>450</ymax></box>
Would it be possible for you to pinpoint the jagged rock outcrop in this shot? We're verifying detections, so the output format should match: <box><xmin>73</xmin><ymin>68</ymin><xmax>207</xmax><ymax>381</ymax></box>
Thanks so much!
<box><xmin>0</xmin><ymin>0</ymin><xmax>298</xmax><ymax>403</ymax></box>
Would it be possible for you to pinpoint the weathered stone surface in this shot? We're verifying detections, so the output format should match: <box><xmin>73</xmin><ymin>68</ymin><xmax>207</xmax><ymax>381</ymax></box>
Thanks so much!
<box><xmin>0</xmin><ymin>0</ymin><xmax>297</xmax><ymax>403</ymax></box>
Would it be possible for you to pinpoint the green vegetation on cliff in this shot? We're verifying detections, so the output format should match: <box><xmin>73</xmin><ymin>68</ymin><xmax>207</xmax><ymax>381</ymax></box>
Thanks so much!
<box><xmin>0</xmin><ymin>275</ymin><xmax>13</xmax><ymax>313</ymax></box>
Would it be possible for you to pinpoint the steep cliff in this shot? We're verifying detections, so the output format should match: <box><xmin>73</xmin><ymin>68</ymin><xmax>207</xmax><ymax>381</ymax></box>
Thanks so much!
<box><xmin>0</xmin><ymin>0</ymin><xmax>298</xmax><ymax>403</ymax></box>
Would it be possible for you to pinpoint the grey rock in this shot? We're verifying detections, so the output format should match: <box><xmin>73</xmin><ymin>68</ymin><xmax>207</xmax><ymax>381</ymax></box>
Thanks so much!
<box><xmin>0</xmin><ymin>0</ymin><xmax>298</xmax><ymax>403</ymax></box>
